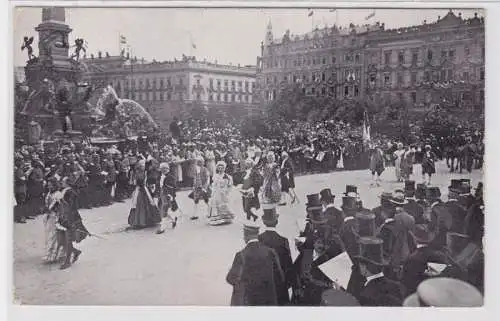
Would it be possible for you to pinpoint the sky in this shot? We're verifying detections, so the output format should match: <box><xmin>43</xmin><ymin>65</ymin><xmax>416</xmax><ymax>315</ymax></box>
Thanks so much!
<box><xmin>12</xmin><ymin>7</ymin><xmax>484</xmax><ymax>67</ymax></box>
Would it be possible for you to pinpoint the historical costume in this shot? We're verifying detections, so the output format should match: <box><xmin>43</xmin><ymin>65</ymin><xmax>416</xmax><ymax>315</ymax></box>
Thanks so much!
<box><xmin>155</xmin><ymin>162</ymin><xmax>178</xmax><ymax>234</ymax></box>
<box><xmin>400</xmin><ymin>146</ymin><xmax>415</xmax><ymax>181</ymax></box>
<box><xmin>43</xmin><ymin>177</ymin><xmax>64</xmax><ymax>263</ymax></box>
<box><xmin>128</xmin><ymin>160</ymin><xmax>161</xmax><ymax>229</ymax></box>
<box><xmin>262</xmin><ymin>151</ymin><xmax>282</xmax><ymax>207</ymax></box>
<box><xmin>205</xmin><ymin>145</ymin><xmax>216</xmax><ymax>178</ymax></box>
<box><xmin>56</xmin><ymin>178</ymin><xmax>90</xmax><ymax>270</ymax></box>
<box><xmin>188</xmin><ymin>156</ymin><xmax>210</xmax><ymax>220</ymax></box>
<box><xmin>208</xmin><ymin>161</ymin><xmax>235</xmax><ymax>225</ymax></box>
<box><xmin>226</xmin><ymin>222</ymin><xmax>284</xmax><ymax>306</ymax></box>
<box><xmin>393</xmin><ymin>143</ymin><xmax>405</xmax><ymax>182</ymax></box>
<box><xmin>279</xmin><ymin>151</ymin><xmax>297</xmax><ymax>205</ymax></box>
<box><xmin>369</xmin><ymin>144</ymin><xmax>385</xmax><ymax>187</ymax></box>
<box><xmin>240</xmin><ymin>159</ymin><xmax>263</xmax><ymax>221</ymax></box>
<box><xmin>421</xmin><ymin>145</ymin><xmax>437</xmax><ymax>185</ymax></box>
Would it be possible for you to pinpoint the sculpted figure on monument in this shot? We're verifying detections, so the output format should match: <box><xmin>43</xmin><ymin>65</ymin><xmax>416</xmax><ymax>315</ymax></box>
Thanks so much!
<box><xmin>21</xmin><ymin>36</ymin><xmax>36</xmax><ymax>61</ymax></box>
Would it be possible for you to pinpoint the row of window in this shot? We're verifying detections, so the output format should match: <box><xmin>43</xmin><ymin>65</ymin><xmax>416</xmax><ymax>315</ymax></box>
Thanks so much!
<box><xmin>208</xmin><ymin>93</ymin><xmax>252</xmax><ymax>103</ymax></box>
<box><xmin>264</xmin><ymin>53</ymin><xmax>361</xmax><ymax>69</ymax></box>
<box><xmin>378</xmin><ymin>68</ymin><xmax>485</xmax><ymax>86</ymax></box>
<box><xmin>208</xmin><ymin>79</ymin><xmax>255</xmax><ymax>91</ymax></box>
<box><xmin>123</xmin><ymin>77</ymin><xmax>185</xmax><ymax>90</ymax></box>
<box><xmin>265</xmin><ymin>68</ymin><xmax>362</xmax><ymax>85</ymax></box>
<box><xmin>265</xmin><ymin>84</ymin><xmax>360</xmax><ymax>101</ymax></box>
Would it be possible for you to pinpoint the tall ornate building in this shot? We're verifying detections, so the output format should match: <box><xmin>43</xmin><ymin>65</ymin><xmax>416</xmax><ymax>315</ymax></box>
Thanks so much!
<box><xmin>257</xmin><ymin>10</ymin><xmax>484</xmax><ymax>110</ymax></box>
<box><xmin>82</xmin><ymin>54</ymin><xmax>257</xmax><ymax>127</ymax></box>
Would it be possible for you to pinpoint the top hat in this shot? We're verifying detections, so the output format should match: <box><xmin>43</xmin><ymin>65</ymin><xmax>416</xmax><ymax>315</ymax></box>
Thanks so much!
<box><xmin>309</xmin><ymin>207</ymin><xmax>328</xmax><ymax>225</ymax></box>
<box><xmin>425</xmin><ymin>186</ymin><xmax>441</xmax><ymax>201</ymax></box>
<box><xmin>320</xmin><ymin>188</ymin><xmax>335</xmax><ymax>203</ymax></box>
<box><xmin>356</xmin><ymin>212</ymin><xmax>376</xmax><ymax>237</ymax></box>
<box><xmin>306</xmin><ymin>194</ymin><xmax>322</xmax><ymax>209</ymax></box>
<box><xmin>415</xmin><ymin>184</ymin><xmax>427</xmax><ymax>199</ymax></box>
<box><xmin>262</xmin><ymin>207</ymin><xmax>278</xmax><ymax>225</ymax></box>
<box><xmin>412</xmin><ymin>224</ymin><xmax>434</xmax><ymax>244</ymax></box>
<box><xmin>321</xmin><ymin>289</ymin><xmax>360</xmax><ymax>306</ymax></box>
<box><xmin>243</xmin><ymin>221</ymin><xmax>260</xmax><ymax>236</ymax></box>
<box><xmin>449</xmin><ymin>179</ymin><xmax>472</xmax><ymax>195</ymax></box>
<box><xmin>341</xmin><ymin>196</ymin><xmax>358</xmax><ymax>210</ymax></box>
<box><xmin>446</xmin><ymin>232</ymin><xmax>470</xmax><ymax>257</ymax></box>
<box><xmin>390</xmin><ymin>189</ymin><xmax>409</xmax><ymax>205</ymax></box>
<box><xmin>355</xmin><ymin>237</ymin><xmax>388</xmax><ymax>266</ymax></box>
<box><xmin>378</xmin><ymin>192</ymin><xmax>393</xmax><ymax>203</ymax></box>
<box><xmin>344</xmin><ymin>185</ymin><xmax>358</xmax><ymax>196</ymax></box>
<box><xmin>403</xmin><ymin>278</ymin><xmax>483</xmax><ymax>307</ymax></box>
<box><xmin>404</xmin><ymin>180</ymin><xmax>416</xmax><ymax>196</ymax></box>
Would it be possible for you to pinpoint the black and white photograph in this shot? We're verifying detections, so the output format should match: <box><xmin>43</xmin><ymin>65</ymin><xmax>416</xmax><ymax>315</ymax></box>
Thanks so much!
<box><xmin>9</xmin><ymin>3</ymin><xmax>489</xmax><ymax>310</ymax></box>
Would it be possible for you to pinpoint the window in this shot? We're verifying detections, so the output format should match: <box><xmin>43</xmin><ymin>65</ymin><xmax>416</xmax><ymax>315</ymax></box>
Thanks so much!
<box><xmin>217</xmin><ymin>80</ymin><xmax>221</xmax><ymax>88</ymax></box>
<box><xmin>412</xmin><ymin>52</ymin><xmax>418</xmax><ymax>65</ymax></box>
<box><xmin>411</xmin><ymin>92</ymin><xmax>417</xmax><ymax>103</ymax></box>
<box><xmin>139</xmin><ymin>79</ymin><xmax>144</xmax><ymax>89</ymax></box>
<box><xmin>321</xmin><ymin>87</ymin><xmax>326</xmax><ymax>96</ymax></box>
<box><xmin>480</xmin><ymin>68</ymin><xmax>485</xmax><ymax>80</ymax></box>
<box><xmin>283</xmin><ymin>75</ymin><xmax>288</xmax><ymax>82</ymax></box>
<box><xmin>224</xmin><ymin>94</ymin><xmax>227</xmax><ymax>102</ymax></box>
<box><xmin>440</xmin><ymin>70</ymin><xmax>446</xmax><ymax>81</ymax></box>
<box><xmin>322</xmin><ymin>73</ymin><xmax>326</xmax><ymax>81</ymax></box>
<box><xmin>167</xmin><ymin>93</ymin><xmax>171</xmax><ymax>100</ymax></box>
<box><xmin>427</xmin><ymin>49</ymin><xmax>433</xmax><ymax>61</ymax></box>
<box><xmin>322</xmin><ymin>57</ymin><xmax>326</xmax><ymax>64</ymax></box>
<box><xmin>274</xmin><ymin>76</ymin><xmax>277</xmax><ymax>84</ymax></box>
<box><xmin>441</xmin><ymin>50</ymin><xmax>447</xmax><ymax>58</ymax></box>
<box><xmin>424</xmin><ymin>71</ymin><xmax>430</xmax><ymax>82</ymax></box>
<box><xmin>463</xmin><ymin>72</ymin><xmax>469</xmax><ymax>81</ymax></box>
<box><xmin>355</xmin><ymin>54</ymin><xmax>360</xmax><ymax>63</ymax></box>
<box><xmin>244</xmin><ymin>95</ymin><xmax>248</xmax><ymax>102</ymax></box>
<box><xmin>447</xmin><ymin>69</ymin><xmax>453</xmax><ymax>81</ymax></box>
<box><xmin>354</xmin><ymin>86</ymin><xmax>359</xmax><ymax>96</ymax></box>
<box><xmin>252</xmin><ymin>82</ymin><xmax>255</xmax><ymax>91</ymax></box>
<box><xmin>449</xmin><ymin>50</ymin><xmax>455</xmax><ymax>59</ymax></box>
<box><xmin>482</xmin><ymin>46</ymin><xmax>485</xmax><ymax>58</ymax></box>
<box><xmin>142</xmin><ymin>93</ymin><xmax>146</xmax><ymax>101</ymax></box>
<box><xmin>179</xmin><ymin>78</ymin><xmax>184</xmax><ymax>86</ymax></box>
<box><xmin>209</xmin><ymin>94</ymin><xmax>213</xmax><ymax>101</ymax></box>
<box><xmin>370</xmin><ymin>74</ymin><xmax>376</xmax><ymax>83</ymax></box>
<box><xmin>331</xmin><ymin>72</ymin><xmax>337</xmax><ymax>82</ymax></box>
<box><xmin>311</xmin><ymin>87</ymin><xmax>316</xmax><ymax>95</ymax></box>
<box><xmin>217</xmin><ymin>94</ymin><xmax>220</xmax><ymax>101</ymax></box>
<box><xmin>384</xmin><ymin>74</ymin><xmax>391</xmax><ymax>85</ymax></box>
<box><xmin>313</xmin><ymin>58</ymin><xmax>317</xmax><ymax>65</ymax></box>
<box><xmin>167</xmin><ymin>78</ymin><xmax>171</xmax><ymax>87</ymax></box>
<box><xmin>160</xmin><ymin>79</ymin><xmax>164</xmax><ymax>88</ymax></box>
<box><xmin>293</xmin><ymin>75</ymin><xmax>297</xmax><ymax>83</ymax></box>
<box><xmin>398</xmin><ymin>92</ymin><xmax>403</xmax><ymax>101</ymax></box>
<box><xmin>146</xmin><ymin>79</ymin><xmax>150</xmax><ymax>89</ymax></box>
<box><xmin>231</xmin><ymin>80</ymin><xmax>235</xmax><ymax>88</ymax></box>
<box><xmin>398</xmin><ymin>52</ymin><xmax>405</xmax><ymax>64</ymax></box>
<box><xmin>302</xmin><ymin>75</ymin><xmax>306</xmax><ymax>82</ymax></box>
<box><xmin>224</xmin><ymin>80</ymin><xmax>228</xmax><ymax>88</ymax></box>
<box><xmin>197</xmin><ymin>93</ymin><xmax>201</xmax><ymax>100</ymax></box>
<box><xmin>465</xmin><ymin>46</ymin><xmax>470</xmax><ymax>55</ymax></box>
<box><xmin>179</xmin><ymin>93</ymin><xmax>184</xmax><ymax>100</ymax></box>
<box><xmin>344</xmin><ymin>86</ymin><xmax>349</xmax><ymax>96</ymax></box>
<box><xmin>238</xmin><ymin>94</ymin><xmax>241</xmax><ymax>101</ymax></box>
<box><xmin>332</xmin><ymin>56</ymin><xmax>336</xmax><ymax>64</ymax></box>
<box><xmin>397</xmin><ymin>73</ymin><xmax>403</xmax><ymax>85</ymax></box>
<box><xmin>238</xmin><ymin>81</ymin><xmax>242</xmax><ymax>87</ymax></box>
<box><xmin>384</xmin><ymin>51</ymin><xmax>391</xmax><ymax>65</ymax></box>
<box><xmin>156</xmin><ymin>92</ymin><xmax>161</xmax><ymax>101</ymax></box>
<box><xmin>345</xmin><ymin>54</ymin><xmax>352</xmax><ymax>62</ymax></box>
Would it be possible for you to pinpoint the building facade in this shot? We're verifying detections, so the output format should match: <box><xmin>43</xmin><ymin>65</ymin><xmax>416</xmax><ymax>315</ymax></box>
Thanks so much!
<box><xmin>257</xmin><ymin>10</ymin><xmax>485</xmax><ymax>110</ymax></box>
<box><xmin>82</xmin><ymin>54</ymin><xmax>257</xmax><ymax>127</ymax></box>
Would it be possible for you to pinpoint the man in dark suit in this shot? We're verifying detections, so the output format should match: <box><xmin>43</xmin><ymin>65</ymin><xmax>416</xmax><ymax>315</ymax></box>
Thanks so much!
<box><xmin>403</xmin><ymin>181</ymin><xmax>426</xmax><ymax>224</ymax></box>
<box><xmin>445</xmin><ymin>180</ymin><xmax>469</xmax><ymax>233</ymax></box>
<box><xmin>356</xmin><ymin>237</ymin><xmax>406</xmax><ymax>306</ymax></box>
<box><xmin>226</xmin><ymin>221</ymin><xmax>284</xmax><ymax>306</ymax></box>
<box><xmin>401</xmin><ymin>225</ymin><xmax>448</xmax><ymax>296</ymax></box>
<box><xmin>258</xmin><ymin>206</ymin><xmax>293</xmax><ymax>305</ymax></box>
<box><xmin>320</xmin><ymin>188</ymin><xmax>343</xmax><ymax>237</ymax></box>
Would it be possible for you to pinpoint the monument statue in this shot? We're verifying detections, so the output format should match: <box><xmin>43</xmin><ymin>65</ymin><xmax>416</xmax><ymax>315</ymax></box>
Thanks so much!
<box><xmin>71</xmin><ymin>38</ymin><xmax>86</xmax><ymax>61</ymax></box>
<box><xmin>21</xmin><ymin>36</ymin><xmax>36</xmax><ymax>61</ymax></box>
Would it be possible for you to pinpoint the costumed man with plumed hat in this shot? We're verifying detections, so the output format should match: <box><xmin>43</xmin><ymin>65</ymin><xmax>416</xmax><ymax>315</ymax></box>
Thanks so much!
<box><xmin>188</xmin><ymin>156</ymin><xmax>210</xmax><ymax>220</ymax></box>
<box><xmin>240</xmin><ymin>159</ymin><xmax>263</xmax><ymax>222</ymax></box>
<box><xmin>258</xmin><ymin>205</ymin><xmax>293</xmax><ymax>305</ymax></box>
<box><xmin>155</xmin><ymin>162</ymin><xmax>178</xmax><ymax>234</ymax></box>
<box><xmin>226</xmin><ymin>221</ymin><xmax>284</xmax><ymax>306</ymax></box>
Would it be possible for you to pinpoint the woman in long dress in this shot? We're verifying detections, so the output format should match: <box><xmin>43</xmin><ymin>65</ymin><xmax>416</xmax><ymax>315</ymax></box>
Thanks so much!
<box><xmin>393</xmin><ymin>143</ymin><xmax>405</xmax><ymax>182</ymax></box>
<box><xmin>208</xmin><ymin>161</ymin><xmax>235</xmax><ymax>226</ymax></box>
<box><xmin>43</xmin><ymin>177</ymin><xmax>64</xmax><ymax>263</ymax></box>
<box><xmin>128</xmin><ymin>160</ymin><xmax>161</xmax><ymax>229</ymax></box>
<box><xmin>279</xmin><ymin>151</ymin><xmax>297</xmax><ymax>206</ymax></box>
<box><xmin>261</xmin><ymin>151</ymin><xmax>282</xmax><ymax>207</ymax></box>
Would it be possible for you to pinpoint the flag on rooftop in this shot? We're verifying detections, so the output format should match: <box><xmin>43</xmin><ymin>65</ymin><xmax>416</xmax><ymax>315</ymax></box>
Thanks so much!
<box><xmin>365</xmin><ymin>10</ymin><xmax>376</xmax><ymax>20</ymax></box>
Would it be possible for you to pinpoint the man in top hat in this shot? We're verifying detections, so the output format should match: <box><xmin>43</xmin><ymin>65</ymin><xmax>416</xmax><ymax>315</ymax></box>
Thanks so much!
<box><xmin>403</xmin><ymin>181</ymin><xmax>427</xmax><ymax>224</ymax></box>
<box><xmin>444</xmin><ymin>179</ymin><xmax>470</xmax><ymax>234</ymax></box>
<box><xmin>372</xmin><ymin>192</ymin><xmax>394</xmax><ymax>228</ymax></box>
<box><xmin>391</xmin><ymin>189</ymin><xmax>415</xmax><ymax>234</ymax></box>
<box><xmin>320</xmin><ymin>188</ymin><xmax>343</xmax><ymax>235</ymax></box>
<box><xmin>258</xmin><ymin>206</ymin><xmax>293</xmax><ymax>305</ymax></box>
<box><xmin>403</xmin><ymin>277</ymin><xmax>483</xmax><ymax>307</ymax></box>
<box><xmin>356</xmin><ymin>237</ymin><xmax>406</xmax><ymax>306</ymax></box>
<box><xmin>401</xmin><ymin>225</ymin><xmax>449</xmax><ymax>296</ymax></box>
<box><xmin>463</xmin><ymin>182</ymin><xmax>484</xmax><ymax>246</ymax></box>
<box><xmin>226</xmin><ymin>221</ymin><xmax>284</xmax><ymax>306</ymax></box>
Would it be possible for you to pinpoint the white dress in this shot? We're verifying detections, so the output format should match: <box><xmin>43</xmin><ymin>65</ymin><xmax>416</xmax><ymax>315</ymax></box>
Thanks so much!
<box><xmin>208</xmin><ymin>173</ymin><xmax>235</xmax><ymax>225</ymax></box>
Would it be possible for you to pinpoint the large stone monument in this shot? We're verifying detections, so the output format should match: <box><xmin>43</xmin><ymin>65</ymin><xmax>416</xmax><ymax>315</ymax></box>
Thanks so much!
<box><xmin>21</xmin><ymin>7</ymin><xmax>93</xmax><ymax>143</ymax></box>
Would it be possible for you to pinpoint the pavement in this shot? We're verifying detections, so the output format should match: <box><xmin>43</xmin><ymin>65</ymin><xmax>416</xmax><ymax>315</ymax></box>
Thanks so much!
<box><xmin>13</xmin><ymin>161</ymin><xmax>483</xmax><ymax>305</ymax></box>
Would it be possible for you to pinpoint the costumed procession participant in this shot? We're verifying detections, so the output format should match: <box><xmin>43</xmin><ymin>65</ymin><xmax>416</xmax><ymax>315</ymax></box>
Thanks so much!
<box><xmin>188</xmin><ymin>156</ymin><xmax>210</xmax><ymax>221</ymax></box>
<box><xmin>43</xmin><ymin>176</ymin><xmax>64</xmax><ymax>264</ymax></box>
<box><xmin>400</xmin><ymin>145</ymin><xmax>415</xmax><ymax>181</ymax></box>
<box><xmin>240</xmin><ymin>159</ymin><xmax>263</xmax><ymax>221</ymax></box>
<box><xmin>393</xmin><ymin>143</ymin><xmax>405</xmax><ymax>182</ymax></box>
<box><xmin>261</xmin><ymin>151</ymin><xmax>282</xmax><ymax>208</ymax></box>
<box><xmin>226</xmin><ymin>221</ymin><xmax>285</xmax><ymax>306</ymax></box>
<box><xmin>208</xmin><ymin>161</ymin><xmax>235</xmax><ymax>226</ymax></box>
<box><xmin>204</xmin><ymin>143</ymin><xmax>216</xmax><ymax>180</ymax></box>
<box><xmin>155</xmin><ymin>162</ymin><xmax>178</xmax><ymax>234</ymax></box>
<box><xmin>127</xmin><ymin>160</ymin><xmax>161</xmax><ymax>229</ymax></box>
<box><xmin>258</xmin><ymin>205</ymin><xmax>294</xmax><ymax>305</ymax></box>
<box><xmin>369</xmin><ymin>143</ymin><xmax>385</xmax><ymax>187</ymax></box>
<box><xmin>355</xmin><ymin>237</ymin><xmax>406</xmax><ymax>306</ymax></box>
<box><xmin>56</xmin><ymin>177</ymin><xmax>90</xmax><ymax>270</ymax></box>
<box><xmin>279</xmin><ymin>151</ymin><xmax>297</xmax><ymax>206</ymax></box>
<box><xmin>421</xmin><ymin>144</ymin><xmax>437</xmax><ymax>185</ymax></box>
<box><xmin>403</xmin><ymin>277</ymin><xmax>483</xmax><ymax>307</ymax></box>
